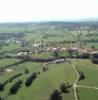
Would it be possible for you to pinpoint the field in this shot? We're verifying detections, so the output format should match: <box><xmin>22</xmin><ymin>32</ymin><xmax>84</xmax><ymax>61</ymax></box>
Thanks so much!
<box><xmin>78</xmin><ymin>88</ymin><xmax>98</xmax><ymax>100</ymax></box>
<box><xmin>73</xmin><ymin>59</ymin><xmax>98</xmax><ymax>100</ymax></box>
<box><xmin>0</xmin><ymin>22</ymin><xmax>98</xmax><ymax>100</ymax></box>
<box><xmin>0</xmin><ymin>60</ymin><xmax>75</xmax><ymax>100</ymax></box>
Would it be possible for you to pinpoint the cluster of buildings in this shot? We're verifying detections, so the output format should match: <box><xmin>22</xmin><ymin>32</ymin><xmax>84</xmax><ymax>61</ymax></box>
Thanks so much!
<box><xmin>46</xmin><ymin>44</ymin><xmax>93</xmax><ymax>54</ymax></box>
<box><xmin>6</xmin><ymin>37</ymin><xmax>29</xmax><ymax>46</ymax></box>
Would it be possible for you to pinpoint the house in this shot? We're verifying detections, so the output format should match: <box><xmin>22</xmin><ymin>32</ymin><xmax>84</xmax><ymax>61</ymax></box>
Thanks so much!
<box><xmin>17</xmin><ymin>52</ymin><xmax>28</xmax><ymax>56</ymax></box>
<box><xmin>46</xmin><ymin>47</ymin><xmax>60</xmax><ymax>52</ymax></box>
<box><xmin>68</xmin><ymin>47</ymin><xmax>78</xmax><ymax>52</ymax></box>
<box><xmin>60</xmin><ymin>48</ymin><xmax>67</xmax><ymax>51</ymax></box>
<box><xmin>33</xmin><ymin>43</ymin><xmax>41</xmax><ymax>47</ymax></box>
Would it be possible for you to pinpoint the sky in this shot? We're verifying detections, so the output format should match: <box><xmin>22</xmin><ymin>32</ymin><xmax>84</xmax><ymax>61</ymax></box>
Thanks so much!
<box><xmin>0</xmin><ymin>0</ymin><xmax>98</xmax><ymax>22</ymax></box>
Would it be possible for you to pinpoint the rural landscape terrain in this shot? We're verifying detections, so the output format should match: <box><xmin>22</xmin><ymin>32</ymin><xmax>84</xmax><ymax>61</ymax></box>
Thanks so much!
<box><xmin>0</xmin><ymin>21</ymin><xmax>98</xmax><ymax>100</ymax></box>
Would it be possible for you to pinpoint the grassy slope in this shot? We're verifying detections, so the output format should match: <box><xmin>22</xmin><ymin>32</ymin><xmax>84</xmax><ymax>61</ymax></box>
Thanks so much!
<box><xmin>0</xmin><ymin>62</ymin><xmax>75</xmax><ymax>100</ymax></box>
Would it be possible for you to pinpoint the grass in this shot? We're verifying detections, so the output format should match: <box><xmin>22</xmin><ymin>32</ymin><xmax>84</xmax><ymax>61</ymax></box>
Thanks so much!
<box><xmin>0</xmin><ymin>58</ymin><xmax>20</xmax><ymax>67</ymax></box>
<box><xmin>85</xmin><ymin>42</ymin><xmax>98</xmax><ymax>48</ymax></box>
<box><xmin>0</xmin><ymin>62</ymin><xmax>42</xmax><ymax>82</ymax></box>
<box><xmin>73</xmin><ymin>59</ymin><xmax>98</xmax><ymax>87</ymax></box>
<box><xmin>78</xmin><ymin>88</ymin><xmax>98</xmax><ymax>100</ymax></box>
<box><xmin>0</xmin><ymin>43</ymin><xmax>21</xmax><ymax>52</ymax></box>
<box><xmin>0</xmin><ymin>62</ymin><xmax>75</xmax><ymax>100</ymax></box>
<box><xmin>32</xmin><ymin>52</ymin><xmax>53</xmax><ymax>58</ymax></box>
<box><xmin>72</xmin><ymin>59</ymin><xmax>98</xmax><ymax>100</ymax></box>
<box><xmin>0</xmin><ymin>23</ymin><xmax>98</xmax><ymax>100</ymax></box>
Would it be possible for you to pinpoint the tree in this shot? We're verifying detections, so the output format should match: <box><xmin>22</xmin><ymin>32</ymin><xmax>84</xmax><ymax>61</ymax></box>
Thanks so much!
<box><xmin>91</xmin><ymin>45</ymin><xmax>95</xmax><ymax>50</ymax></box>
<box><xmin>10</xmin><ymin>80</ymin><xmax>22</xmax><ymax>94</ymax></box>
<box><xmin>81</xmin><ymin>53</ymin><xmax>90</xmax><ymax>59</ymax></box>
<box><xmin>60</xmin><ymin>83</ymin><xmax>68</xmax><ymax>93</ymax></box>
<box><xmin>24</xmin><ymin>68</ymin><xmax>29</xmax><ymax>74</ymax></box>
<box><xmin>91</xmin><ymin>53</ymin><xmax>98</xmax><ymax>64</ymax></box>
<box><xmin>37</xmin><ymin>71</ymin><xmax>40</xmax><ymax>75</ymax></box>
<box><xmin>68</xmin><ymin>50</ymin><xmax>73</xmax><ymax>58</ymax></box>
<box><xmin>49</xmin><ymin>89</ymin><xmax>62</xmax><ymax>100</ymax></box>
<box><xmin>0</xmin><ymin>97</ymin><xmax>4</xmax><ymax>100</ymax></box>
<box><xmin>0</xmin><ymin>83</ymin><xmax>4</xmax><ymax>91</ymax></box>
<box><xmin>78</xmin><ymin>71</ymin><xmax>85</xmax><ymax>81</ymax></box>
<box><xmin>25</xmin><ymin>72</ymin><xmax>37</xmax><ymax>87</ymax></box>
<box><xmin>43</xmin><ymin>67</ymin><xmax>48</xmax><ymax>72</ymax></box>
<box><xmin>52</xmin><ymin>51</ymin><xmax>59</xmax><ymax>58</ymax></box>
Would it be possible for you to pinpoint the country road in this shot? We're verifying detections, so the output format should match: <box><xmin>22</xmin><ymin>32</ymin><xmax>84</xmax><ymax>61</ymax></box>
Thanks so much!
<box><xmin>68</xmin><ymin>59</ymin><xmax>80</xmax><ymax>100</ymax></box>
<box><xmin>77</xmin><ymin>85</ymin><xmax>98</xmax><ymax>90</ymax></box>
<box><xmin>69</xmin><ymin>59</ymin><xmax>98</xmax><ymax>100</ymax></box>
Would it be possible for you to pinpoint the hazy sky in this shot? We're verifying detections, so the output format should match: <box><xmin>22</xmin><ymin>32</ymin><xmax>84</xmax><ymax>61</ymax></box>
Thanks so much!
<box><xmin>0</xmin><ymin>0</ymin><xmax>98</xmax><ymax>22</ymax></box>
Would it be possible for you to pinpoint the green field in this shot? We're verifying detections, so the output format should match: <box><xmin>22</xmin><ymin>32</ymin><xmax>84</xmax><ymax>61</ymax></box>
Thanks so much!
<box><xmin>73</xmin><ymin>59</ymin><xmax>98</xmax><ymax>100</ymax></box>
<box><xmin>0</xmin><ymin>58</ymin><xmax>20</xmax><ymax>67</ymax></box>
<box><xmin>0</xmin><ymin>61</ymin><xmax>76</xmax><ymax>100</ymax></box>
<box><xmin>78</xmin><ymin>88</ymin><xmax>98</xmax><ymax>100</ymax></box>
<box><xmin>74</xmin><ymin>59</ymin><xmax>98</xmax><ymax>87</ymax></box>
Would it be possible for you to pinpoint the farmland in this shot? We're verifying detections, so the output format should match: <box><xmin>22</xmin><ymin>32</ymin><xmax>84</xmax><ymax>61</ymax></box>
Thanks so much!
<box><xmin>0</xmin><ymin>22</ymin><xmax>98</xmax><ymax>100</ymax></box>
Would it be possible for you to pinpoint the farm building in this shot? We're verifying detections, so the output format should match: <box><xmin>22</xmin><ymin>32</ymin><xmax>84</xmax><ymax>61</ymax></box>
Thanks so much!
<box><xmin>17</xmin><ymin>52</ymin><xmax>29</xmax><ymax>56</ymax></box>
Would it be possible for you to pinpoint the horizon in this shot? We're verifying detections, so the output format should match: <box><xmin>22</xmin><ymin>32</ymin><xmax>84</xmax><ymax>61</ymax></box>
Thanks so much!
<box><xmin>0</xmin><ymin>0</ymin><xmax>98</xmax><ymax>23</ymax></box>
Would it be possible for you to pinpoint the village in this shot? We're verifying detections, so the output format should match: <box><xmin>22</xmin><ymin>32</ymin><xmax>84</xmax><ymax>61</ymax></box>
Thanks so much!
<box><xmin>6</xmin><ymin>36</ymin><xmax>98</xmax><ymax>60</ymax></box>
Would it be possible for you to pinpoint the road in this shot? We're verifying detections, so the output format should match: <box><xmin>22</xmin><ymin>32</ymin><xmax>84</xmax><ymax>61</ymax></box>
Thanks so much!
<box><xmin>71</xmin><ymin>63</ymin><xmax>80</xmax><ymax>100</ymax></box>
